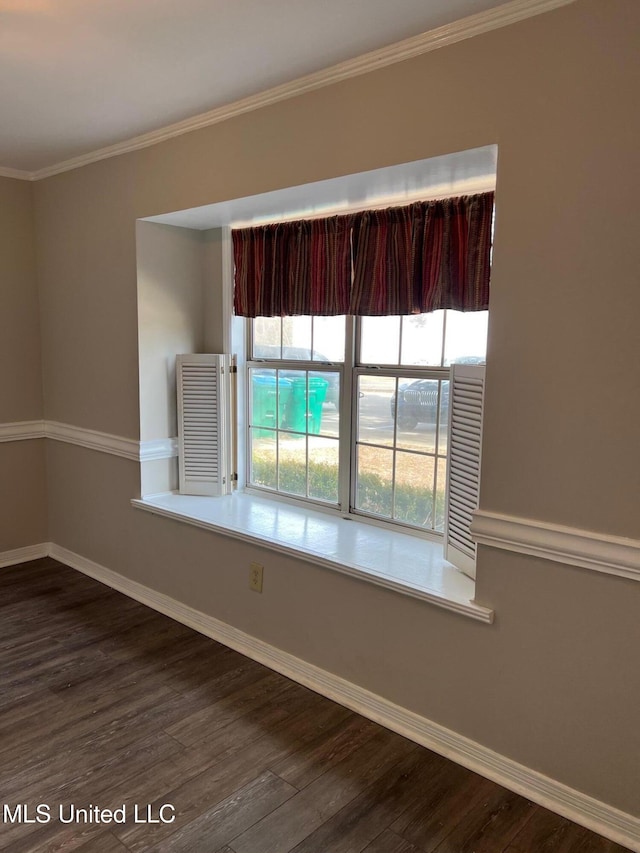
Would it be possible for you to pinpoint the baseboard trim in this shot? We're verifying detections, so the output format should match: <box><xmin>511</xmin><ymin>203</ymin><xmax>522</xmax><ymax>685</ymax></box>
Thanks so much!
<box><xmin>472</xmin><ymin>510</ymin><xmax>640</xmax><ymax>583</ymax></box>
<box><xmin>0</xmin><ymin>543</ymin><xmax>50</xmax><ymax>568</ymax></box>
<box><xmin>48</xmin><ymin>542</ymin><xmax>640</xmax><ymax>851</ymax></box>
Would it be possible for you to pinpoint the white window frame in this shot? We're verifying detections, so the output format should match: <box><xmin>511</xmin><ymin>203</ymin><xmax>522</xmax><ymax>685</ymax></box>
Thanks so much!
<box><xmin>351</xmin><ymin>364</ymin><xmax>450</xmax><ymax>537</ymax></box>
<box><xmin>245</xmin><ymin>318</ymin><xmax>347</xmax><ymax>513</ymax></box>
<box><xmin>243</xmin><ymin>312</ymin><xmax>474</xmax><ymax>543</ymax></box>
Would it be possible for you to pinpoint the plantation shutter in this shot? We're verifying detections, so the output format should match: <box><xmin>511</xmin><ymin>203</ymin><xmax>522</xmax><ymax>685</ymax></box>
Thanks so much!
<box><xmin>444</xmin><ymin>364</ymin><xmax>485</xmax><ymax>579</ymax></box>
<box><xmin>177</xmin><ymin>354</ymin><xmax>232</xmax><ymax>497</ymax></box>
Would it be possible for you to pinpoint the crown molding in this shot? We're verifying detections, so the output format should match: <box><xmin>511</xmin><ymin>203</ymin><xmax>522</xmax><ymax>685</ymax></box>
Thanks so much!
<box><xmin>472</xmin><ymin>510</ymin><xmax>640</xmax><ymax>583</ymax></box>
<box><xmin>0</xmin><ymin>166</ymin><xmax>34</xmax><ymax>181</ymax></box>
<box><xmin>3</xmin><ymin>0</ymin><xmax>576</xmax><ymax>182</ymax></box>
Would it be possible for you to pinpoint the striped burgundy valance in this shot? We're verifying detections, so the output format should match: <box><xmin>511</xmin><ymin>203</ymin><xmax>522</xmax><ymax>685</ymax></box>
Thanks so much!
<box><xmin>233</xmin><ymin>191</ymin><xmax>493</xmax><ymax>317</ymax></box>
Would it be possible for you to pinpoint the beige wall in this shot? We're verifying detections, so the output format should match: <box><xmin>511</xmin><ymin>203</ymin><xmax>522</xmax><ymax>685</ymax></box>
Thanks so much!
<box><xmin>136</xmin><ymin>221</ymin><xmax>206</xmax><ymax>442</ymax></box>
<box><xmin>0</xmin><ymin>441</ymin><xmax>48</xmax><ymax>552</ymax></box>
<box><xmin>0</xmin><ymin>177</ymin><xmax>42</xmax><ymax>422</ymax></box>
<box><xmin>28</xmin><ymin>0</ymin><xmax>640</xmax><ymax>816</ymax></box>
<box><xmin>0</xmin><ymin>177</ymin><xmax>47</xmax><ymax>549</ymax></box>
<box><xmin>136</xmin><ymin>222</ymin><xmax>229</xmax><ymax>442</ymax></box>
<box><xmin>136</xmin><ymin>223</ymin><xmax>228</xmax><ymax>496</ymax></box>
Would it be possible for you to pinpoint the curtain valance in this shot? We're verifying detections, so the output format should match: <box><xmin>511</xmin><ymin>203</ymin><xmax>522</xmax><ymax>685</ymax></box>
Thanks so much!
<box><xmin>233</xmin><ymin>191</ymin><xmax>493</xmax><ymax>317</ymax></box>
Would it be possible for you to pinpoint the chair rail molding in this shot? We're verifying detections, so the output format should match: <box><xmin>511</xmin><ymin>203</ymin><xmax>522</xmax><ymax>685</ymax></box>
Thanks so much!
<box><xmin>472</xmin><ymin>509</ymin><xmax>640</xmax><ymax>582</ymax></box>
<box><xmin>44</xmin><ymin>421</ymin><xmax>141</xmax><ymax>461</ymax></box>
<box><xmin>0</xmin><ymin>418</ymin><xmax>178</xmax><ymax>462</ymax></box>
<box><xmin>0</xmin><ymin>420</ymin><xmax>46</xmax><ymax>442</ymax></box>
<box><xmin>139</xmin><ymin>437</ymin><xmax>179</xmax><ymax>462</ymax></box>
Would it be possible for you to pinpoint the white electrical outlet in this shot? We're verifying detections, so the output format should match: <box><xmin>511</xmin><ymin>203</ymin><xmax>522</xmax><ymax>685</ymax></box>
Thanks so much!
<box><xmin>249</xmin><ymin>562</ymin><xmax>263</xmax><ymax>593</ymax></box>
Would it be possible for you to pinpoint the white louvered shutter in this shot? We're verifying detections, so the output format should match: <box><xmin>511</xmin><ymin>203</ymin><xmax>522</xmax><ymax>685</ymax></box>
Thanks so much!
<box><xmin>444</xmin><ymin>364</ymin><xmax>485</xmax><ymax>579</ymax></box>
<box><xmin>177</xmin><ymin>354</ymin><xmax>232</xmax><ymax>497</ymax></box>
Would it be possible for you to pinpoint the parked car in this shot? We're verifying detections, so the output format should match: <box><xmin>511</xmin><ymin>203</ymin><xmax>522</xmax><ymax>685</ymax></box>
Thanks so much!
<box><xmin>390</xmin><ymin>379</ymin><xmax>449</xmax><ymax>430</ymax></box>
<box><xmin>252</xmin><ymin>344</ymin><xmax>339</xmax><ymax>407</ymax></box>
<box><xmin>389</xmin><ymin>357</ymin><xmax>483</xmax><ymax>430</ymax></box>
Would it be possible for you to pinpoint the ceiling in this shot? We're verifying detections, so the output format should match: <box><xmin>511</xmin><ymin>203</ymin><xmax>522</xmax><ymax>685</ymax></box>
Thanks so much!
<box><xmin>0</xmin><ymin>0</ymin><xmax>558</xmax><ymax>176</ymax></box>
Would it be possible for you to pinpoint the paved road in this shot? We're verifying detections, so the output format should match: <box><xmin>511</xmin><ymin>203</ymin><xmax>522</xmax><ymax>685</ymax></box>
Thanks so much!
<box><xmin>319</xmin><ymin>390</ymin><xmax>447</xmax><ymax>455</ymax></box>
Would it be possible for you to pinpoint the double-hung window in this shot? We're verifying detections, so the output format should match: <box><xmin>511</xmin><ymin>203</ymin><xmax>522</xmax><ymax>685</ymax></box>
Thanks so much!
<box><xmin>245</xmin><ymin>309</ymin><xmax>487</xmax><ymax>540</ymax></box>
<box><xmin>247</xmin><ymin>315</ymin><xmax>345</xmax><ymax>507</ymax></box>
<box><xmin>176</xmin><ymin>191</ymin><xmax>493</xmax><ymax>578</ymax></box>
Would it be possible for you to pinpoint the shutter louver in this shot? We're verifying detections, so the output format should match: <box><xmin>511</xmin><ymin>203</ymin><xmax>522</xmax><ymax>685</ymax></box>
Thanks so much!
<box><xmin>444</xmin><ymin>364</ymin><xmax>485</xmax><ymax>579</ymax></box>
<box><xmin>177</xmin><ymin>354</ymin><xmax>231</xmax><ymax>497</ymax></box>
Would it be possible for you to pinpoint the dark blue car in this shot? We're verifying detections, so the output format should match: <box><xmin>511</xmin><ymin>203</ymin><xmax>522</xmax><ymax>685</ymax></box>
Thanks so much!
<box><xmin>390</xmin><ymin>379</ymin><xmax>449</xmax><ymax>430</ymax></box>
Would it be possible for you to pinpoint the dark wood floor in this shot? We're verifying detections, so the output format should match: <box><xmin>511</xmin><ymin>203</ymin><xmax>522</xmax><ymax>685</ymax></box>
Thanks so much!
<box><xmin>0</xmin><ymin>558</ymin><xmax>630</xmax><ymax>853</ymax></box>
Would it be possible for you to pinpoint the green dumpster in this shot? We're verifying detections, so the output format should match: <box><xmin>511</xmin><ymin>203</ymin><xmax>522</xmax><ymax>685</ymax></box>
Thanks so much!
<box><xmin>251</xmin><ymin>373</ymin><xmax>291</xmax><ymax>438</ymax></box>
<box><xmin>283</xmin><ymin>375</ymin><xmax>329</xmax><ymax>434</ymax></box>
<box><xmin>308</xmin><ymin>376</ymin><xmax>329</xmax><ymax>433</ymax></box>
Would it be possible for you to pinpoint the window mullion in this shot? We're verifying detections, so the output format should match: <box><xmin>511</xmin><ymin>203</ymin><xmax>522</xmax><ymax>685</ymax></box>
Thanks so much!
<box><xmin>339</xmin><ymin>316</ymin><xmax>356</xmax><ymax>515</ymax></box>
<box><xmin>275</xmin><ymin>369</ymin><xmax>280</xmax><ymax>490</ymax></box>
<box><xmin>391</xmin><ymin>375</ymin><xmax>399</xmax><ymax>520</ymax></box>
<box><xmin>305</xmin><ymin>431</ymin><xmax>310</xmax><ymax>498</ymax></box>
<box><xmin>430</xmin><ymin>380</ymin><xmax>443</xmax><ymax>532</ymax></box>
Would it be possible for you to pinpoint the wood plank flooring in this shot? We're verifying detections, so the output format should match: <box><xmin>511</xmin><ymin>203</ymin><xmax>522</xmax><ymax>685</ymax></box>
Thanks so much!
<box><xmin>0</xmin><ymin>558</ymin><xmax>631</xmax><ymax>853</ymax></box>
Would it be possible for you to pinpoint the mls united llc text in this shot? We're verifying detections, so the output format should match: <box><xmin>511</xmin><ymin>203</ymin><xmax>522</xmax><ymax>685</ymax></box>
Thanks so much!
<box><xmin>2</xmin><ymin>803</ymin><xmax>176</xmax><ymax>825</ymax></box>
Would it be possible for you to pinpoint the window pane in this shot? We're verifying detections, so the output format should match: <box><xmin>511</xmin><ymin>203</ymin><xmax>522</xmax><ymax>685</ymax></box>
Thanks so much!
<box><xmin>250</xmin><ymin>430</ymin><xmax>277</xmax><ymax>489</ymax></box>
<box><xmin>277</xmin><ymin>370</ymin><xmax>334</xmax><ymax>436</ymax></box>
<box><xmin>279</xmin><ymin>369</ymin><xmax>307</xmax><ymax>433</ymax></box>
<box><xmin>394</xmin><ymin>451</ymin><xmax>435</xmax><ymax>528</ymax></box>
<box><xmin>312</xmin><ymin>316</ymin><xmax>345</xmax><ymax>363</ymax></box>
<box><xmin>278</xmin><ymin>431</ymin><xmax>306</xmax><ymax>496</ymax></box>
<box><xmin>249</xmin><ymin>368</ymin><xmax>281</xmax><ymax>431</ymax></box>
<box><xmin>358</xmin><ymin>375</ymin><xmax>396</xmax><ymax>448</ymax></box>
<box><xmin>360</xmin><ymin>316</ymin><xmax>400</xmax><ymax>365</ymax></box>
<box><xmin>443</xmin><ymin>310</ymin><xmax>488</xmax><ymax>366</ymax></box>
<box><xmin>253</xmin><ymin>317</ymin><xmax>282</xmax><ymax>358</ymax></box>
<box><xmin>400</xmin><ymin>311</ymin><xmax>444</xmax><ymax>367</ymax></box>
<box><xmin>248</xmin><ymin>363</ymin><xmax>342</xmax><ymax>503</ymax></box>
<box><xmin>309</xmin><ymin>437</ymin><xmax>339</xmax><ymax>504</ymax></box>
<box><xmin>317</xmin><ymin>371</ymin><xmax>340</xmax><ymax>437</ymax></box>
<box><xmin>355</xmin><ymin>444</ymin><xmax>393</xmax><ymax>518</ymax></box>
<box><xmin>247</xmin><ymin>312</ymin><xmax>462</xmax><ymax>534</ymax></box>
<box><xmin>394</xmin><ymin>376</ymin><xmax>440</xmax><ymax>454</ymax></box>
<box><xmin>282</xmin><ymin>315</ymin><xmax>312</xmax><ymax>355</ymax></box>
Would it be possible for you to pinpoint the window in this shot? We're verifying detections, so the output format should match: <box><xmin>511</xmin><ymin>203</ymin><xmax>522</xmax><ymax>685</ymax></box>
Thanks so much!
<box><xmin>173</xmin><ymin>187</ymin><xmax>493</xmax><ymax>580</ymax></box>
<box><xmin>245</xmin><ymin>309</ymin><xmax>487</xmax><ymax>539</ymax></box>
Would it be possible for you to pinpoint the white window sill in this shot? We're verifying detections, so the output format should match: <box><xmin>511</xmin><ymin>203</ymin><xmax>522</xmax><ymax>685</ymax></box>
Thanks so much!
<box><xmin>131</xmin><ymin>492</ymin><xmax>493</xmax><ymax>623</ymax></box>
